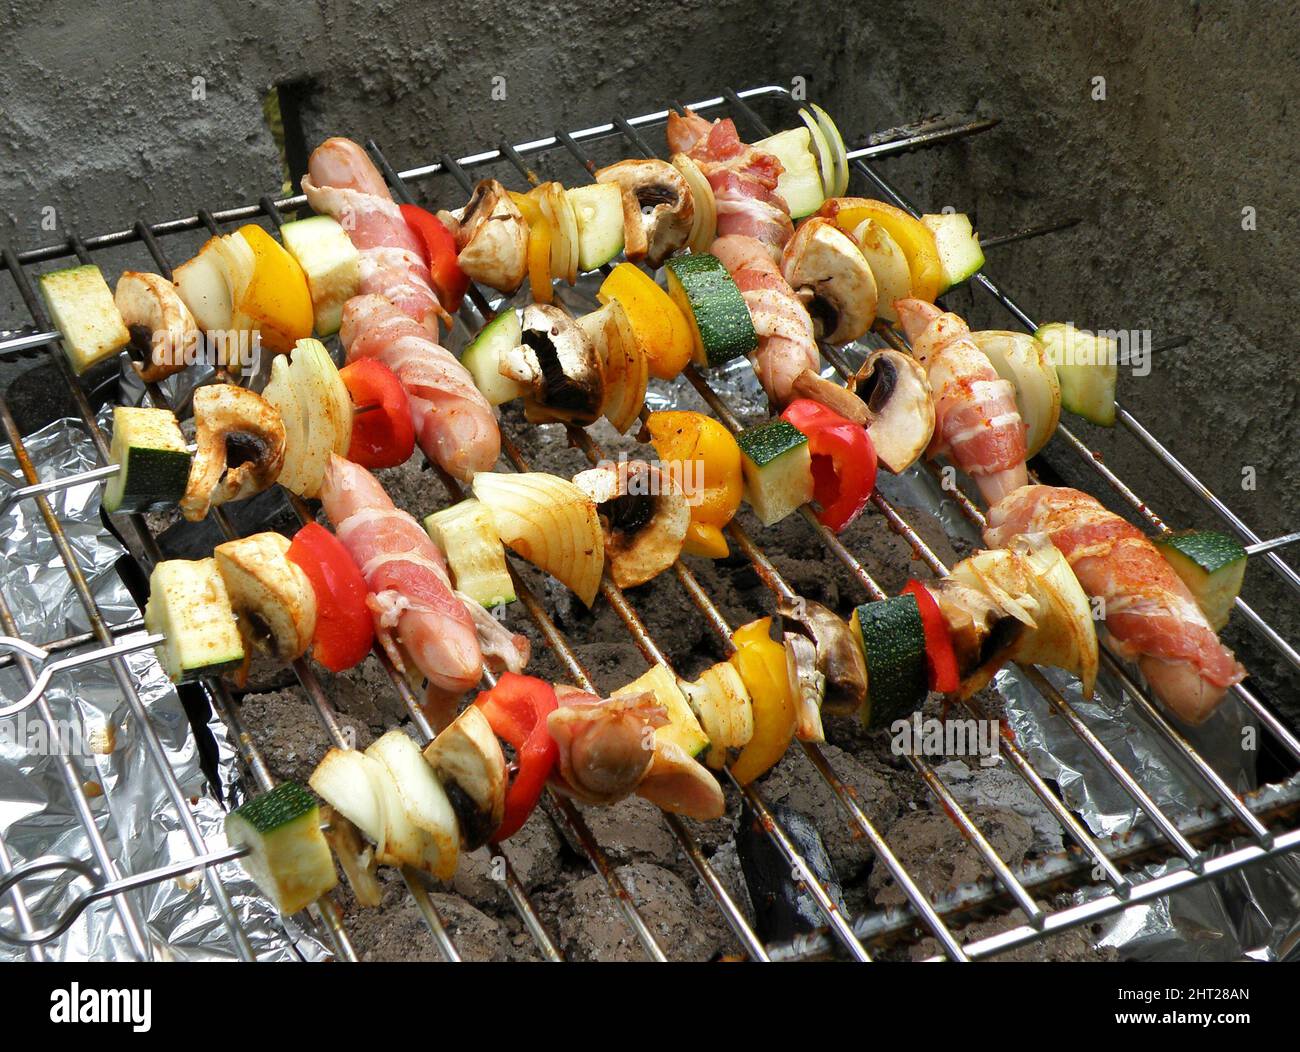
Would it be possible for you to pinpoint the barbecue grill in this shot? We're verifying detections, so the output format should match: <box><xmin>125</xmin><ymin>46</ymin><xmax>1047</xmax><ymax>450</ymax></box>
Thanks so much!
<box><xmin>1</xmin><ymin>84</ymin><xmax>1298</xmax><ymax>963</ymax></box>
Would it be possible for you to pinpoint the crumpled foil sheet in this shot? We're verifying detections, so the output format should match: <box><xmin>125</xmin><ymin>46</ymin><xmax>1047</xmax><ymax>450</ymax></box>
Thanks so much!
<box><xmin>0</xmin><ymin>417</ymin><xmax>329</xmax><ymax>961</ymax></box>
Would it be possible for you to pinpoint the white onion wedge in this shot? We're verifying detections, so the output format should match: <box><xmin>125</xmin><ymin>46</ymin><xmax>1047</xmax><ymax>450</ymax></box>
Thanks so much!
<box><xmin>799</xmin><ymin>108</ymin><xmax>837</xmax><ymax>200</ymax></box>
<box><xmin>472</xmin><ymin>471</ymin><xmax>605</xmax><ymax>606</ymax></box>
<box><xmin>672</xmin><ymin>154</ymin><xmax>717</xmax><ymax>255</ymax></box>
<box><xmin>970</xmin><ymin>330</ymin><xmax>1061</xmax><ymax>458</ymax></box>
<box><xmin>809</xmin><ymin>103</ymin><xmax>850</xmax><ymax>198</ymax></box>
<box><xmin>309</xmin><ymin>748</ymin><xmax>387</xmax><ymax>848</ymax></box>
<box><xmin>263</xmin><ymin>339</ymin><xmax>353</xmax><ymax>497</ymax></box>
<box><xmin>579</xmin><ymin>300</ymin><xmax>647</xmax><ymax>434</ymax></box>
<box><xmin>173</xmin><ymin>238</ymin><xmax>233</xmax><ymax>333</ymax></box>
<box><xmin>366</xmin><ymin>730</ymin><xmax>460</xmax><ymax>881</ymax></box>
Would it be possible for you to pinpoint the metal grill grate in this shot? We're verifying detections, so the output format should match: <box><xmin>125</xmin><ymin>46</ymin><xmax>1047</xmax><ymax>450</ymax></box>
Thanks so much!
<box><xmin>0</xmin><ymin>84</ymin><xmax>1297</xmax><ymax>962</ymax></box>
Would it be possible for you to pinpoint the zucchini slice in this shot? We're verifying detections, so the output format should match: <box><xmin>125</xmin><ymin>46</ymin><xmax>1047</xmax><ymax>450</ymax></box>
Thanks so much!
<box><xmin>279</xmin><ymin>215</ymin><xmax>361</xmax><ymax>337</ymax></box>
<box><xmin>613</xmin><ymin>663</ymin><xmax>710</xmax><ymax>760</ymax></box>
<box><xmin>424</xmin><ymin>499</ymin><xmax>517</xmax><ymax>608</ymax></box>
<box><xmin>225</xmin><ymin>782</ymin><xmax>337</xmax><ymax>915</ymax></box>
<box><xmin>754</xmin><ymin>127</ymin><xmax>826</xmax><ymax>219</ymax></box>
<box><xmin>664</xmin><ymin>253</ymin><xmax>758</xmax><ymax>368</ymax></box>
<box><xmin>921</xmin><ymin>213</ymin><xmax>985</xmax><ymax>292</ymax></box>
<box><xmin>104</xmin><ymin>405</ymin><xmax>191</xmax><ymax>514</ymax></box>
<box><xmin>565</xmin><ymin>183</ymin><xmax>626</xmax><ymax>272</ymax></box>
<box><xmin>462</xmin><ymin>309</ymin><xmax>526</xmax><ymax>406</ymax></box>
<box><xmin>737</xmin><ymin>418</ymin><xmax>814</xmax><ymax>526</ymax></box>
<box><xmin>682</xmin><ymin>661</ymin><xmax>753</xmax><ymax>769</ymax></box>
<box><xmin>851</xmin><ymin>595</ymin><xmax>928</xmax><ymax>728</ymax></box>
<box><xmin>1035</xmin><ymin>323</ymin><xmax>1118</xmax><ymax>426</ymax></box>
<box><xmin>144</xmin><ymin>558</ymin><xmax>245</xmax><ymax>683</ymax></box>
<box><xmin>1153</xmin><ymin>529</ymin><xmax>1247</xmax><ymax>631</ymax></box>
<box><xmin>38</xmin><ymin>264</ymin><xmax>130</xmax><ymax>374</ymax></box>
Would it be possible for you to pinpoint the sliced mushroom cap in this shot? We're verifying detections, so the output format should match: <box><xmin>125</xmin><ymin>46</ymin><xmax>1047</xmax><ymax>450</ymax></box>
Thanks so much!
<box><xmin>115</xmin><ymin>271</ymin><xmax>201</xmax><ymax>383</ymax></box>
<box><xmin>214</xmin><ymin>532</ymin><xmax>317</xmax><ymax>662</ymax></box>
<box><xmin>778</xmin><ymin>597</ymin><xmax>867</xmax><ymax>716</ymax></box>
<box><xmin>502</xmin><ymin>303</ymin><xmax>604</xmax><ymax>426</ymax></box>
<box><xmin>439</xmin><ymin>179</ymin><xmax>528</xmax><ymax>294</ymax></box>
<box><xmin>852</xmin><ymin>349</ymin><xmax>935</xmax><ymax>474</ymax></box>
<box><xmin>572</xmin><ymin>459</ymin><xmax>690</xmax><ymax>588</ymax></box>
<box><xmin>781</xmin><ymin>218</ymin><xmax>878</xmax><ymax>345</ymax></box>
<box><xmin>595</xmin><ymin>159</ymin><xmax>694</xmax><ymax>268</ymax></box>
<box><xmin>790</xmin><ymin>368</ymin><xmax>871</xmax><ymax>427</ymax></box>
<box><xmin>421</xmin><ymin>705</ymin><xmax>507</xmax><ymax>850</ymax></box>
<box><xmin>181</xmin><ymin>384</ymin><xmax>286</xmax><ymax>522</ymax></box>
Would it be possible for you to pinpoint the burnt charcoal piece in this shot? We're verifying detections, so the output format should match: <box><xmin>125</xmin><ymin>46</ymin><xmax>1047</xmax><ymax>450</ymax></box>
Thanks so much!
<box><xmin>736</xmin><ymin>800</ymin><xmax>843</xmax><ymax>944</ymax></box>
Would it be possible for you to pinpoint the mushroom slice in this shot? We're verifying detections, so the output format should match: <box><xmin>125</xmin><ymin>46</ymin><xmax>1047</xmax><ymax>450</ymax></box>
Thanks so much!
<box><xmin>927</xmin><ymin>576</ymin><xmax>1023</xmax><ymax>698</ymax></box>
<box><xmin>790</xmin><ymin>368</ymin><xmax>871</xmax><ymax>426</ymax></box>
<box><xmin>214</xmin><ymin>532</ymin><xmax>317</xmax><ymax>662</ymax></box>
<box><xmin>778</xmin><ymin>597</ymin><xmax>867</xmax><ymax>716</ymax></box>
<box><xmin>852</xmin><ymin>349</ymin><xmax>934</xmax><ymax>474</ymax></box>
<box><xmin>502</xmin><ymin>303</ymin><xmax>605</xmax><ymax>426</ymax></box>
<box><xmin>781</xmin><ymin>218</ymin><xmax>878</xmax><ymax>345</ymax></box>
<box><xmin>572</xmin><ymin>459</ymin><xmax>690</xmax><ymax>589</ymax></box>
<box><xmin>181</xmin><ymin>384</ymin><xmax>286</xmax><ymax>521</ymax></box>
<box><xmin>595</xmin><ymin>159</ymin><xmax>694</xmax><ymax>268</ymax></box>
<box><xmin>115</xmin><ymin>271</ymin><xmax>201</xmax><ymax>383</ymax></box>
<box><xmin>440</xmin><ymin>179</ymin><xmax>528</xmax><ymax>294</ymax></box>
<box><xmin>422</xmin><ymin>705</ymin><xmax>507</xmax><ymax>851</ymax></box>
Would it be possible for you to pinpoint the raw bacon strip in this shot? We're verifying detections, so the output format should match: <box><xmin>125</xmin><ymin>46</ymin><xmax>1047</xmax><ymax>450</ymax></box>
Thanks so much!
<box><xmin>667</xmin><ymin>110</ymin><xmax>792</xmax><ymax>256</ymax></box>
<box><xmin>895</xmin><ymin>299</ymin><xmax>1028</xmax><ymax>505</ymax></box>
<box><xmin>303</xmin><ymin>137</ymin><xmax>448</xmax><ymax>333</ymax></box>
<box><xmin>986</xmin><ymin>485</ymin><xmax>1246</xmax><ymax>724</ymax></box>
<box><xmin>341</xmin><ymin>294</ymin><xmax>499</xmax><ymax>481</ymax></box>
<box><xmin>321</xmin><ymin>455</ymin><xmax>482</xmax><ymax>694</ymax></box>
<box><xmin>711</xmin><ymin>234</ymin><xmax>819</xmax><ymax>407</ymax></box>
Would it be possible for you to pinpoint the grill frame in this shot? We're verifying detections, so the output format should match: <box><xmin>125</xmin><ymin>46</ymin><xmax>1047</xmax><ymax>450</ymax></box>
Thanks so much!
<box><xmin>0</xmin><ymin>83</ymin><xmax>1295</xmax><ymax>962</ymax></box>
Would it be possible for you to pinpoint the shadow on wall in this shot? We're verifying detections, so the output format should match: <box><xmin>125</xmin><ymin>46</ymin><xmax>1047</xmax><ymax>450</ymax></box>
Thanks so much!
<box><xmin>2</xmin><ymin>0</ymin><xmax>1296</xmax><ymax>709</ymax></box>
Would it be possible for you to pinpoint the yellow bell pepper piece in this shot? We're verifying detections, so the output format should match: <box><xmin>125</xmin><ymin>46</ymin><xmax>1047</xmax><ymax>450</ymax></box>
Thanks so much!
<box><xmin>508</xmin><ymin>190</ymin><xmax>554</xmax><ymax>304</ymax></box>
<box><xmin>819</xmin><ymin>198</ymin><xmax>944</xmax><ymax>303</ymax></box>
<box><xmin>236</xmin><ymin>225</ymin><xmax>315</xmax><ymax>354</ymax></box>
<box><xmin>728</xmin><ymin>618</ymin><xmax>798</xmax><ymax>784</ymax></box>
<box><xmin>597</xmin><ymin>263</ymin><xmax>693</xmax><ymax>380</ymax></box>
<box><xmin>646</xmin><ymin>410</ymin><xmax>743</xmax><ymax>558</ymax></box>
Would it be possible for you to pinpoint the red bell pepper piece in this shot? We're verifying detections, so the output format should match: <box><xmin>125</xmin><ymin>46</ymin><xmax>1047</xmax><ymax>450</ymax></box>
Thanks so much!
<box><xmin>399</xmin><ymin>203</ymin><xmax>470</xmax><ymax>312</ymax></box>
<box><xmin>474</xmin><ymin>672</ymin><xmax>559</xmax><ymax>840</ymax></box>
<box><xmin>287</xmin><ymin>523</ymin><xmax>374</xmax><ymax>673</ymax></box>
<box><xmin>780</xmin><ymin>399</ymin><xmax>877</xmax><ymax>533</ymax></box>
<box><xmin>902</xmin><ymin>579</ymin><xmax>960</xmax><ymax>693</ymax></box>
<box><xmin>339</xmin><ymin>358</ymin><xmax>415</xmax><ymax>469</ymax></box>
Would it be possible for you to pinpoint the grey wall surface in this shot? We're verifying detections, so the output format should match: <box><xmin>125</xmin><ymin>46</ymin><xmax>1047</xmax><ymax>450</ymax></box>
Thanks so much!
<box><xmin>2</xmin><ymin>0</ymin><xmax>1296</xmax><ymax>708</ymax></box>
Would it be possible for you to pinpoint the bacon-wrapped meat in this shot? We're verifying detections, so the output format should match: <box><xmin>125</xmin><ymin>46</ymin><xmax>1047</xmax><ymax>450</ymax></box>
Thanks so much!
<box><xmin>303</xmin><ymin>137</ymin><xmax>448</xmax><ymax>333</ymax></box>
<box><xmin>667</xmin><ymin>109</ymin><xmax>793</xmax><ymax>258</ymax></box>
<box><xmin>340</xmin><ymin>294</ymin><xmax>499</xmax><ymax>481</ymax></box>
<box><xmin>895</xmin><ymin>299</ymin><xmax>1028</xmax><ymax>505</ymax></box>
<box><xmin>320</xmin><ymin>454</ymin><xmax>483</xmax><ymax>695</ymax></box>
<box><xmin>986</xmin><ymin>485</ymin><xmax>1246</xmax><ymax>724</ymax></box>
<box><xmin>711</xmin><ymin>234</ymin><xmax>819</xmax><ymax>407</ymax></box>
<box><xmin>546</xmin><ymin>686</ymin><xmax>667</xmax><ymax>805</ymax></box>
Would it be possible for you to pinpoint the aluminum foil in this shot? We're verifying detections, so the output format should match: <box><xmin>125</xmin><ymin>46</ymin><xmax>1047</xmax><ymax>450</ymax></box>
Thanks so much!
<box><xmin>0</xmin><ymin>417</ymin><xmax>329</xmax><ymax>961</ymax></box>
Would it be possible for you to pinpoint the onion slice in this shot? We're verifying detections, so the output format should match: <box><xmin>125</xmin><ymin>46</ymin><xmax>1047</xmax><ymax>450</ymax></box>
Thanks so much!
<box><xmin>809</xmin><ymin>103</ymin><xmax>850</xmax><ymax>198</ymax></box>
<box><xmin>798</xmin><ymin>109</ymin><xmax>836</xmax><ymax>200</ymax></box>
<box><xmin>672</xmin><ymin>154</ymin><xmax>717</xmax><ymax>254</ymax></box>
<box><xmin>472</xmin><ymin>470</ymin><xmax>605</xmax><ymax>606</ymax></box>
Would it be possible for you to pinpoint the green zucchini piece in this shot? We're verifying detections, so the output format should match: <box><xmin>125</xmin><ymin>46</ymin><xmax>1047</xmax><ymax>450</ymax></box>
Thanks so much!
<box><xmin>753</xmin><ymin>127</ymin><xmax>826</xmax><ymax>219</ymax></box>
<box><xmin>851</xmin><ymin>595</ymin><xmax>928</xmax><ymax>728</ymax></box>
<box><xmin>103</xmin><ymin>405</ymin><xmax>191</xmax><ymax>513</ymax></box>
<box><xmin>1154</xmin><ymin>529</ymin><xmax>1247</xmax><ymax>631</ymax></box>
<box><xmin>424</xmin><ymin>499</ymin><xmax>517</xmax><ymax>608</ymax></box>
<box><xmin>462</xmin><ymin>309</ymin><xmax>526</xmax><ymax>406</ymax></box>
<box><xmin>1035</xmin><ymin>322</ymin><xmax>1117</xmax><ymax>426</ymax></box>
<box><xmin>921</xmin><ymin>213</ymin><xmax>985</xmax><ymax>292</ymax></box>
<box><xmin>737</xmin><ymin>418</ymin><xmax>814</xmax><ymax>526</ymax></box>
<box><xmin>613</xmin><ymin>663</ymin><xmax>710</xmax><ymax>760</ymax></box>
<box><xmin>225</xmin><ymin>782</ymin><xmax>337</xmax><ymax>915</ymax></box>
<box><xmin>38</xmin><ymin>264</ymin><xmax>130</xmax><ymax>374</ymax></box>
<box><xmin>280</xmin><ymin>215</ymin><xmax>361</xmax><ymax>336</ymax></box>
<box><xmin>664</xmin><ymin>253</ymin><xmax>757</xmax><ymax>367</ymax></box>
<box><xmin>144</xmin><ymin>558</ymin><xmax>245</xmax><ymax>683</ymax></box>
<box><xmin>566</xmin><ymin>183</ymin><xmax>626</xmax><ymax>272</ymax></box>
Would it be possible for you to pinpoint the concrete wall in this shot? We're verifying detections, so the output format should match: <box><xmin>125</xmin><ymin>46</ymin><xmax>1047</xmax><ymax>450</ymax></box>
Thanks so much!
<box><xmin>2</xmin><ymin>0</ymin><xmax>1296</xmax><ymax>708</ymax></box>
